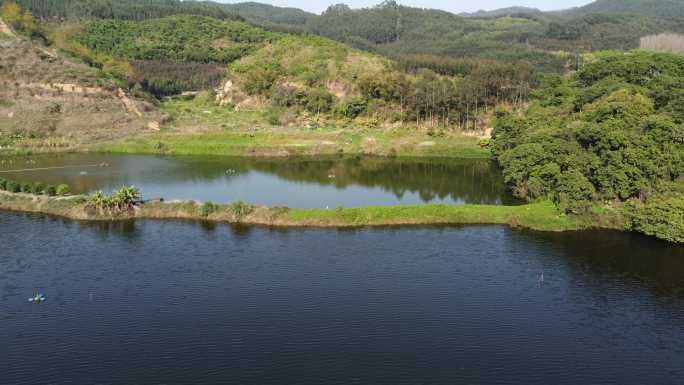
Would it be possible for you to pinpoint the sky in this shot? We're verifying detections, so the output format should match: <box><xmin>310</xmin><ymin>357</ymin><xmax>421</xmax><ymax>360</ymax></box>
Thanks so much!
<box><xmin>218</xmin><ymin>0</ymin><xmax>596</xmax><ymax>14</ymax></box>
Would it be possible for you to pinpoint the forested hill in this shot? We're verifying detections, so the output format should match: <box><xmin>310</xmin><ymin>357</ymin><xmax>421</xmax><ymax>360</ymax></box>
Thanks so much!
<box><xmin>562</xmin><ymin>0</ymin><xmax>684</xmax><ymax>18</ymax></box>
<box><xmin>0</xmin><ymin>0</ymin><xmax>242</xmax><ymax>20</ymax></box>
<box><xmin>54</xmin><ymin>15</ymin><xmax>278</xmax><ymax>96</ymax></box>
<box><xmin>306</xmin><ymin>2</ymin><xmax>565</xmax><ymax>73</ymax></box>
<box><xmin>1</xmin><ymin>0</ymin><xmax>314</xmax><ymax>25</ymax></box>
<box><xmin>305</xmin><ymin>1</ymin><xmax>684</xmax><ymax>74</ymax></box>
<box><xmin>49</xmin><ymin>12</ymin><xmax>532</xmax><ymax>130</ymax></box>
<box><xmin>491</xmin><ymin>51</ymin><xmax>684</xmax><ymax>241</ymax></box>
<box><xmin>7</xmin><ymin>0</ymin><xmax>684</xmax><ymax>75</ymax></box>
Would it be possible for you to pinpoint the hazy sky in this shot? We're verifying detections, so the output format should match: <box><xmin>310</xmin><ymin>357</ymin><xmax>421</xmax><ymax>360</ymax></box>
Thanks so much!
<box><xmin>219</xmin><ymin>0</ymin><xmax>596</xmax><ymax>14</ymax></box>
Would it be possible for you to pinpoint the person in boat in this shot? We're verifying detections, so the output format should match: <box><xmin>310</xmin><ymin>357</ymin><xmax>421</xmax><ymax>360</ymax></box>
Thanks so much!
<box><xmin>33</xmin><ymin>288</ymin><xmax>43</xmax><ymax>303</ymax></box>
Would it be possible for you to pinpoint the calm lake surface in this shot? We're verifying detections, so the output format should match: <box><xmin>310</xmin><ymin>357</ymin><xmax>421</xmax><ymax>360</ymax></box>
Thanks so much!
<box><xmin>1</xmin><ymin>212</ymin><xmax>684</xmax><ymax>385</ymax></box>
<box><xmin>0</xmin><ymin>154</ymin><xmax>519</xmax><ymax>207</ymax></box>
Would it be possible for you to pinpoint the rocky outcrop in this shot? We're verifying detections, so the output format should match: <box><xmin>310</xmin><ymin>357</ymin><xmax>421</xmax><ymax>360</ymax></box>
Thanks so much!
<box><xmin>215</xmin><ymin>80</ymin><xmax>237</xmax><ymax>106</ymax></box>
<box><xmin>116</xmin><ymin>88</ymin><xmax>142</xmax><ymax>117</ymax></box>
<box><xmin>0</xmin><ymin>19</ymin><xmax>15</xmax><ymax>37</ymax></box>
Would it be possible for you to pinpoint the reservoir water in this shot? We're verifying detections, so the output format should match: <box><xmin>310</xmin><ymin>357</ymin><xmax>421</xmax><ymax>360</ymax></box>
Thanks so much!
<box><xmin>1</xmin><ymin>212</ymin><xmax>683</xmax><ymax>385</ymax></box>
<box><xmin>0</xmin><ymin>154</ymin><xmax>518</xmax><ymax>207</ymax></box>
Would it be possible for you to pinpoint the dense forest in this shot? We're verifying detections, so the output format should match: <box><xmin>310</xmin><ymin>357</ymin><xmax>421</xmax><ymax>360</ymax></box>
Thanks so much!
<box><xmin>7</xmin><ymin>0</ymin><xmax>684</xmax><ymax>70</ymax></box>
<box><xmin>54</xmin><ymin>16</ymin><xmax>277</xmax><ymax>96</ymax></box>
<box><xmin>0</xmin><ymin>0</ymin><xmax>243</xmax><ymax>21</ymax></box>
<box><xmin>305</xmin><ymin>1</ymin><xmax>684</xmax><ymax>74</ymax></box>
<box><xmin>490</xmin><ymin>51</ymin><xmax>684</xmax><ymax>241</ymax></box>
<box><xmin>0</xmin><ymin>0</ymin><xmax>314</xmax><ymax>24</ymax></box>
<box><xmin>43</xmin><ymin>10</ymin><xmax>533</xmax><ymax>127</ymax></box>
<box><xmin>306</xmin><ymin>2</ymin><xmax>566</xmax><ymax>73</ymax></box>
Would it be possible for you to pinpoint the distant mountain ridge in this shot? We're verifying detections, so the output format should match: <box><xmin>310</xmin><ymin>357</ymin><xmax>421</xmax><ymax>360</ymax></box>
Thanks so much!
<box><xmin>7</xmin><ymin>0</ymin><xmax>684</xmax><ymax>77</ymax></box>
<box><xmin>218</xmin><ymin>1</ymin><xmax>315</xmax><ymax>25</ymax></box>
<box><xmin>560</xmin><ymin>0</ymin><xmax>684</xmax><ymax>18</ymax></box>
<box><xmin>459</xmin><ymin>6</ymin><xmax>541</xmax><ymax>18</ymax></box>
<box><xmin>458</xmin><ymin>0</ymin><xmax>684</xmax><ymax>19</ymax></box>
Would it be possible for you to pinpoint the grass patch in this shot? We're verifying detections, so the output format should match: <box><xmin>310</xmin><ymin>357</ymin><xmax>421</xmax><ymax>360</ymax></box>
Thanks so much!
<box><xmin>122</xmin><ymin>97</ymin><xmax>491</xmax><ymax>159</ymax></box>
<box><xmin>162</xmin><ymin>96</ymin><xmax>267</xmax><ymax>131</ymax></box>
<box><xmin>199</xmin><ymin>201</ymin><xmax>221</xmax><ymax>217</ymax></box>
<box><xmin>97</xmin><ymin>127</ymin><xmax>489</xmax><ymax>158</ymax></box>
<box><xmin>286</xmin><ymin>201</ymin><xmax>579</xmax><ymax>231</ymax></box>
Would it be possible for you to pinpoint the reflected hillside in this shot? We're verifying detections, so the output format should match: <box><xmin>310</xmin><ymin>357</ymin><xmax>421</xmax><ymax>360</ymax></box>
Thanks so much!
<box><xmin>238</xmin><ymin>157</ymin><xmax>519</xmax><ymax>205</ymax></box>
<box><xmin>1</xmin><ymin>154</ymin><xmax>519</xmax><ymax>206</ymax></box>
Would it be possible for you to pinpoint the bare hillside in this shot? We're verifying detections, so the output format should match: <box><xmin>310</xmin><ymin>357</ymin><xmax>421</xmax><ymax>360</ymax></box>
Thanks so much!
<box><xmin>0</xmin><ymin>21</ymin><xmax>164</xmax><ymax>147</ymax></box>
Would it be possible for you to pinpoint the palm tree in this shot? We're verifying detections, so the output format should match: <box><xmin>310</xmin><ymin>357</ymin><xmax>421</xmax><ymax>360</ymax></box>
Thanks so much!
<box><xmin>89</xmin><ymin>186</ymin><xmax>141</xmax><ymax>212</ymax></box>
<box><xmin>114</xmin><ymin>186</ymin><xmax>141</xmax><ymax>210</ymax></box>
<box><xmin>88</xmin><ymin>191</ymin><xmax>106</xmax><ymax>208</ymax></box>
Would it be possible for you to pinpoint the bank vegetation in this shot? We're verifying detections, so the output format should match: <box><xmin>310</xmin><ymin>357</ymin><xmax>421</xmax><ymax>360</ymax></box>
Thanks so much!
<box><xmin>0</xmin><ymin>188</ymin><xmax>586</xmax><ymax>233</ymax></box>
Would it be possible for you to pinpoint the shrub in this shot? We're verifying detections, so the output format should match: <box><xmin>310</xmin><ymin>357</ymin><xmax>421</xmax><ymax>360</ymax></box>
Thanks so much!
<box><xmin>555</xmin><ymin>169</ymin><xmax>596</xmax><ymax>214</ymax></box>
<box><xmin>240</xmin><ymin>64</ymin><xmax>282</xmax><ymax>95</ymax></box>
<box><xmin>0</xmin><ymin>178</ymin><xmax>7</xmax><ymax>190</ymax></box>
<box><xmin>56</xmin><ymin>184</ymin><xmax>71</xmax><ymax>196</ymax></box>
<box><xmin>228</xmin><ymin>201</ymin><xmax>253</xmax><ymax>220</ymax></box>
<box><xmin>271</xmin><ymin>84</ymin><xmax>305</xmax><ymax>107</ymax></box>
<box><xmin>199</xmin><ymin>201</ymin><xmax>221</xmax><ymax>217</ymax></box>
<box><xmin>7</xmin><ymin>180</ymin><xmax>20</xmax><ymax>193</ymax></box>
<box><xmin>335</xmin><ymin>97</ymin><xmax>367</xmax><ymax>119</ymax></box>
<box><xmin>20</xmin><ymin>182</ymin><xmax>32</xmax><ymax>193</ymax></box>
<box><xmin>87</xmin><ymin>186</ymin><xmax>141</xmax><ymax>211</ymax></box>
<box><xmin>303</xmin><ymin>88</ymin><xmax>335</xmax><ymax>114</ymax></box>
<box><xmin>32</xmin><ymin>182</ymin><xmax>46</xmax><ymax>195</ymax></box>
<box><xmin>45</xmin><ymin>185</ymin><xmax>57</xmax><ymax>196</ymax></box>
<box><xmin>268</xmin><ymin>206</ymin><xmax>290</xmax><ymax>220</ymax></box>
<box><xmin>625</xmin><ymin>194</ymin><xmax>684</xmax><ymax>243</ymax></box>
<box><xmin>265</xmin><ymin>108</ymin><xmax>284</xmax><ymax>126</ymax></box>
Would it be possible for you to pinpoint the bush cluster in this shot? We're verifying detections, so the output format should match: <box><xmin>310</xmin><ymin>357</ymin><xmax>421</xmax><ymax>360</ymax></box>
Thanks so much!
<box><xmin>0</xmin><ymin>177</ymin><xmax>70</xmax><ymax>197</ymax></box>
<box><xmin>88</xmin><ymin>186</ymin><xmax>141</xmax><ymax>212</ymax></box>
<box><xmin>228</xmin><ymin>201</ymin><xmax>253</xmax><ymax>220</ymax></box>
<box><xmin>625</xmin><ymin>194</ymin><xmax>684</xmax><ymax>243</ymax></box>
<box><xmin>491</xmin><ymin>51</ymin><xmax>684</xmax><ymax>215</ymax></box>
<box><xmin>199</xmin><ymin>201</ymin><xmax>221</xmax><ymax>217</ymax></box>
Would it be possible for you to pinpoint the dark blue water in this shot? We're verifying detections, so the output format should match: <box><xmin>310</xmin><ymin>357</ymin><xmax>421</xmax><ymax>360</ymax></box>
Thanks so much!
<box><xmin>1</xmin><ymin>212</ymin><xmax>684</xmax><ymax>385</ymax></box>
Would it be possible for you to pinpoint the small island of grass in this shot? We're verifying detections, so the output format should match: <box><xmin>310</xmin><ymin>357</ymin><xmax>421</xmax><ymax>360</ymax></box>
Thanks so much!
<box><xmin>0</xmin><ymin>187</ymin><xmax>585</xmax><ymax>232</ymax></box>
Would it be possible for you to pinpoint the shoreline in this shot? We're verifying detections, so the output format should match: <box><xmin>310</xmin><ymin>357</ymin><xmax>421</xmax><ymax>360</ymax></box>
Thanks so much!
<box><xmin>0</xmin><ymin>190</ymin><xmax>589</xmax><ymax>232</ymax></box>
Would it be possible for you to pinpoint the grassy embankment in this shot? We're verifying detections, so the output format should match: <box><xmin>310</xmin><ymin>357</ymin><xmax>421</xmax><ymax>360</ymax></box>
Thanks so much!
<box><xmin>1</xmin><ymin>93</ymin><xmax>489</xmax><ymax>158</ymax></box>
<box><xmin>0</xmin><ymin>190</ymin><xmax>583</xmax><ymax>232</ymax></box>
<box><xmin>1</xmin><ymin>96</ymin><xmax>489</xmax><ymax>158</ymax></box>
<box><xmin>95</xmin><ymin>97</ymin><xmax>490</xmax><ymax>158</ymax></box>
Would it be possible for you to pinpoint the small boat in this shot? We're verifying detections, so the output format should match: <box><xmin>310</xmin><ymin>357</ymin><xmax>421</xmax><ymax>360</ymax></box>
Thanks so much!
<box><xmin>28</xmin><ymin>295</ymin><xmax>46</xmax><ymax>303</ymax></box>
<box><xmin>28</xmin><ymin>290</ymin><xmax>46</xmax><ymax>303</ymax></box>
